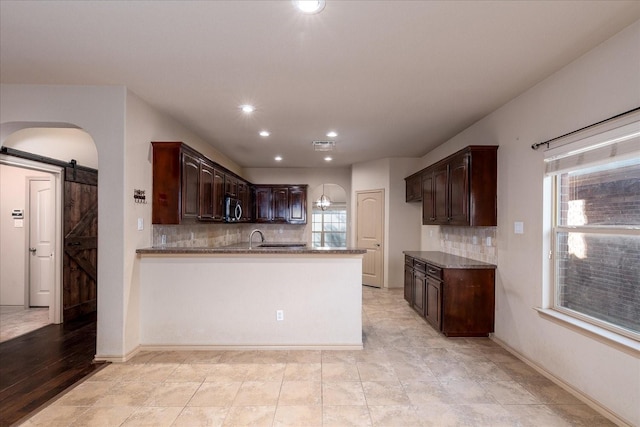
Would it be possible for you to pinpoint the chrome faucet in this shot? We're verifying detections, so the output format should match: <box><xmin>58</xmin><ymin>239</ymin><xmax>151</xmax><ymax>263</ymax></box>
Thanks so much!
<box><xmin>249</xmin><ymin>229</ymin><xmax>265</xmax><ymax>249</ymax></box>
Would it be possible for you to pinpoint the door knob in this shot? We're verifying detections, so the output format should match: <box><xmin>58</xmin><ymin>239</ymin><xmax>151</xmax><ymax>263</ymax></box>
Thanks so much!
<box><xmin>374</xmin><ymin>243</ymin><xmax>381</xmax><ymax>247</ymax></box>
<box><xmin>29</xmin><ymin>248</ymin><xmax>36</xmax><ymax>253</ymax></box>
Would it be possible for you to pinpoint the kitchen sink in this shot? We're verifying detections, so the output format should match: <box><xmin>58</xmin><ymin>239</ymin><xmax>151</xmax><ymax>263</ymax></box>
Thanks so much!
<box><xmin>258</xmin><ymin>243</ymin><xmax>307</xmax><ymax>248</ymax></box>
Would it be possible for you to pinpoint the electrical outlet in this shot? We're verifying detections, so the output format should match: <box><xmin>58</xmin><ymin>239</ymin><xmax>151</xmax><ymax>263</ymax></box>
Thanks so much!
<box><xmin>137</xmin><ymin>218</ymin><xmax>144</xmax><ymax>231</ymax></box>
<box><xmin>472</xmin><ymin>235</ymin><xmax>478</xmax><ymax>245</ymax></box>
<box><xmin>486</xmin><ymin>236</ymin><xmax>492</xmax><ymax>246</ymax></box>
<box><xmin>276</xmin><ymin>310</ymin><xmax>284</xmax><ymax>321</ymax></box>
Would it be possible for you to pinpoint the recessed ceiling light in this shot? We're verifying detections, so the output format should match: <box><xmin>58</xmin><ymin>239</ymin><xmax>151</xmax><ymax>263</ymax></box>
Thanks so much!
<box><xmin>324</xmin><ymin>156</ymin><xmax>333</xmax><ymax>162</ymax></box>
<box><xmin>259</xmin><ymin>131</ymin><xmax>270</xmax><ymax>137</ymax></box>
<box><xmin>240</xmin><ymin>104</ymin><xmax>255</xmax><ymax>113</ymax></box>
<box><xmin>275</xmin><ymin>155</ymin><xmax>283</xmax><ymax>161</ymax></box>
<box><xmin>326</xmin><ymin>131</ymin><xmax>338</xmax><ymax>138</ymax></box>
<box><xmin>293</xmin><ymin>0</ymin><xmax>325</xmax><ymax>14</ymax></box>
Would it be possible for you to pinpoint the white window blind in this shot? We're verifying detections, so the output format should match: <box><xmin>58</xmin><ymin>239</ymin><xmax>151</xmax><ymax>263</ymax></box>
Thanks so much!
<box><xmin>544</xmin><ymin>111</ymin><xmax>640</xmax><ymax>175</ymax></box>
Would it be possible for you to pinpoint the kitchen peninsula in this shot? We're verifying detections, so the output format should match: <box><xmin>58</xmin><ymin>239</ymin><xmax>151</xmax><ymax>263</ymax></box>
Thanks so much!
<box><xmin>136</xmin><ymin>245</ymin><xmax>366</xmax><ymax>350</ymax></box>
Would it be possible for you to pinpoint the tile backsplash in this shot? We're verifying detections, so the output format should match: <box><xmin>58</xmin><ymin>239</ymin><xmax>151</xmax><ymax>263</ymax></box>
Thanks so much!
<box><xmin>152</xmin><ymin>223</ymin><xmax>307</xmax><ymax>248</ymax></box>
<box><xmin>440</xmin><ymin>226</ymin><xmax>497</xmax><ymax>264</ymax></box>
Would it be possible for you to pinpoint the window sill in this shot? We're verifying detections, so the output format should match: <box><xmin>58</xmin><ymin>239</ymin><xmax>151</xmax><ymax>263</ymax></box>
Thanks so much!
<box><xmin>535</xmin><ymin>308</ymin><xmax>639</xmax><ymax>356</ymax></box>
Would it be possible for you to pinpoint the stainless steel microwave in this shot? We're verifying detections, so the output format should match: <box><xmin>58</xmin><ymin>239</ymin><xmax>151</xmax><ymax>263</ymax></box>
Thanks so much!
<box><xmin>225</xmin><ymin>197</ymin><xmax>242</xmax><ymax>222</ymax></box>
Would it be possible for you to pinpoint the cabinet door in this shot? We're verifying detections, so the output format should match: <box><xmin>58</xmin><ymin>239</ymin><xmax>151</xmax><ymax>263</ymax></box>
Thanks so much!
<box><xmin>433</xmin><ymin>164</ymin><xmax>449</xmax><ymax>223</ymax></box>
<box><xmin>152</xmin><ymin>142</ymin><xmax>182</xmax><ymax>224</ymax></box>
<box><xmin>422</xmin><ymin>171</ymin><xmax>435</xmax><ymax>225</ymax></box>
<box><xmin>181</xmin><ymin>151</ymin><xmax>200</xmax><ymax>219</ymax></box>
<box><xmin>412</xmin><ymin>271</ymin><xmax>426</xmax><ymax>316</ymax></box>
<box><xmin>448</xmin><ymin>153</ymin><xmax>469</xmax><ymax>225</ymax></box>
<box><xmin>425</xmin><ymin>277</ymin><xmax>442</xmax><ymax>330</ymax></box>
<box><xmin>254</xmin><ymin>187</ymin><xmax>272</xmax><ymax>222</ymax></box>
<box><xmin>406</xmin><ymin>175</ymin><xmax>422</xmax><ymax>202</ymax></box>
<box><xmin>212</xmin><ymin>168</ymin><xmax>225</xmax><ymax>221</ymax></box>
<box><xmin>272</xmin><ymin>187</ymin><xmax>289</xmax><ymax>222</ymax></box>
<box><xmin>288</xmin><ymin>186</ymin><xmax>307</xmax><ymax>224</ymax></box>
<box><xmin>404</xmin><ymin>264</ymin><xmax>413</xmax><ymax>304</ymax></box>
<box><xmin>199</xmin><ymin>161</ymin><xmax>215</xmax><ymax>219</ymax></box>
<box><xmin>225</xmin><ymin>175</ymin><xmax>238</xmax><ymax>197</ymax></box>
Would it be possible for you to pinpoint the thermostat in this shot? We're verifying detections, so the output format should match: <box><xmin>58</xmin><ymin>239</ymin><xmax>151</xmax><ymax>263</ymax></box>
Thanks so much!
<box><xmin>12</xmin><ymin>209</ymin><xmax>23</xmax><ymax>219</ymax></box>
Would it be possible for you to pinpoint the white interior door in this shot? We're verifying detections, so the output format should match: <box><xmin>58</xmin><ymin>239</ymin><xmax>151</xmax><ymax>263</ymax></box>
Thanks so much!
<box><xmin>357</xmin><ymin>189</ymin><xmax>384</xmax><ymax>288</ymax></box>
<box><xmin>29</xmin><ymin>178</ymin><xmax>54</xmax><ymax>307</ymax></box>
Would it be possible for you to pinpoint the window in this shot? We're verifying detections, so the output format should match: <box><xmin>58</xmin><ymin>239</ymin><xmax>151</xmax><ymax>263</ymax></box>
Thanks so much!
<box><xmin>312</xmin><ymin>205</ymin><xmax>347</xmax><ymax>248</ymax></box>
<box><xmin>545</xmin><ymin>113</ymin><xmax>640</xmax><ymax>341</ymax></box>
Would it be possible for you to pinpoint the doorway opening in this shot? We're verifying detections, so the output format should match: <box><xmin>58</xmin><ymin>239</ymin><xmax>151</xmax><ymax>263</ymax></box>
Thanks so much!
<box><xmin>0</xmin><ymin>126</ymin><xmax>98</xmax><ymax>342</ymax></box>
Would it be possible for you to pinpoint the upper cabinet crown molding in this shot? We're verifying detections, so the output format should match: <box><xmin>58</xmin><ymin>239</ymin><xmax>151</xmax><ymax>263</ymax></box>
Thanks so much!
<box><xmin>406</xmin><ymin>145</ymin><xmax>498</xmax><ymax>227</ymax></box>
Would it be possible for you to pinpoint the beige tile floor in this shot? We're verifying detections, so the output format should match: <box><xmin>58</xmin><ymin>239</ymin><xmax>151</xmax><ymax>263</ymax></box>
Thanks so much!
<box><xmin>0</xmin><ymin>306</ymin><xmax>49</xmax><ymax>343</ymax></box>
<box><xmin>19</xmin><ymin>287</ymin><xmax>614</xmax><ymax>427</ymax></box>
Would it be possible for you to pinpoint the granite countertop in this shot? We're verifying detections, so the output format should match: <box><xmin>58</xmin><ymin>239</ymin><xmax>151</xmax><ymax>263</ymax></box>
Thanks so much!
<box><xmin>403</xmin><ymin>251</ymin><xmax>496</xmax><ymax>269</ymax></box>
<box><xmin>137</xmin><ymin>242</ymin><xmax>366</xmax><ymax>255</ymax></box>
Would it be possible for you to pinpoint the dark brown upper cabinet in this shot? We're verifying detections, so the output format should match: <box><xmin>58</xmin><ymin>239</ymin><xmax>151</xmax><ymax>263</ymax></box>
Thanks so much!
<box><xmin>181</xmin><ymin>149</ymin><xmax>200</xmax><ymax>220</ymax></box>
<box><xmin>199</xmin><ymin>160</ymin><xmax>225</xmax><ymax>221</ymax></box>
<box><xmin>152</xmin><ymin>142</ymin><xmax>307</xmax><ymax>225</ymax></box>
<box><xmin>225</xmin><ymin>174</ymin><xmax>238</xmax><ymax>198</ymax></box>
<box><xmin>152</xmin><ymin>141</ymin><xmax>249</xmax><ymax>224</ymax></box>
<box><xmin>405</xmin><ymin>173</ymin><xmax>422</xmax><ymax>202</ymax></box>
<box><xmin>253</xmin><ymin>185</ymin><xmax>308</xmax><ymax>224</ymax></box>
<box><xmin>288</xmin><ymin>186</ymin><xmax>307</xmax><ymax>224</ymax></box>
<box><xmin>409</xmin><ymin>145</ymin><xmax>498</xmax><ymax>227</ymax></box>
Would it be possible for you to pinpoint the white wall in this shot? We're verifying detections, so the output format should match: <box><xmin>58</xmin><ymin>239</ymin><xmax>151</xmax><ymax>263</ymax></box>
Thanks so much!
<box><xmin>122</xmin><ymin>90</ymin><xmax>245</xmax><ymax>356</ymax></box>
<box><xmin>1</xmin><ymin>84</ymin><xmax>127</xmax><ymax>358</ymax></box>
<box><xmin>138</xmin><ymin>254</ymin><xmax>363</xmax><ymax>349</ymax></box>
<box><xmin>0</xmin><ymin>85</ymin><xmax>246</xmax><ymax>358</ymax></box>
<box><xmin>2</xmin><ymin>128</ymin><xmax>98</xmax><ymax>169</ymax></box>
<box><xmin>0</xmin><ymin>164</ymin><xmax>52</xmax><ymax>305</ymax></box>
<box><xmin>418</xmin><ymin>21</ymin><xmax>640</xmax><ymax>425</ymax></box>
<box><xmin>388</xmin><ymin>158</ymin><xmax>421</xmax><ymax>287</ymax></box>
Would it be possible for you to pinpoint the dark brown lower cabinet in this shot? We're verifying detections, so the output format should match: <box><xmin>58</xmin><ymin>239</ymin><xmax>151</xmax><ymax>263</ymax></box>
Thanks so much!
<box><xmin>412</xmin><ymin>269</ymin><xmax>426</xmax><ymax>316</ymax></box>
<box><xmin>425</xmin><ymin>276</ymin><xmax>442</xmax><ymax>331</ymax></box>
<box><xmin>404</xmin><ymin>254</ymin><xmax>495</xmax><ymax>337</ymax></box>
<box><xmin>404</xmin><ymin>263</ymin><xmax>413</xmax><ymax>303</ymax></box>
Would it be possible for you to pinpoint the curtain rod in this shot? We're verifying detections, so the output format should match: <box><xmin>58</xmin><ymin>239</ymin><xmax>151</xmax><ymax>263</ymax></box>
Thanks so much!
<box><xmin>531</xmin><ymin>106</ymin><xmax>640</xmax><ymax>151</ymax></box>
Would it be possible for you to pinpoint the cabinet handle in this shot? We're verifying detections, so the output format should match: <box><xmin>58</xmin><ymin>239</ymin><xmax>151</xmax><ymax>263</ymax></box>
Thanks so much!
<box><xmin>430</xmin><ymin>217</ymin><xmax>435</xmax><ymax>221</ymax></box>
<box><xmin>428</xmin><ymin>269</ymin><xmax>438</xmax><ymax>274</ymax></box>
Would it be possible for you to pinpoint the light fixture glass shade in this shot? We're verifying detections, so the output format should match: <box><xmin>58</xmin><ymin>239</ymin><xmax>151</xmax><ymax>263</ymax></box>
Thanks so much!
<box><xmin>316</xmin><ymin>194</ymin><xmax>331</xmax><ymax>210</ymax></box>
<box><xmin>293</xmin><ymin>0</ymin><xmax>325</xmax><ymax>14</ymax></box>
<box><xmin>316</xmin><ymin>184</ymin><xmax>331</xmax><ymax>210</ymax></box>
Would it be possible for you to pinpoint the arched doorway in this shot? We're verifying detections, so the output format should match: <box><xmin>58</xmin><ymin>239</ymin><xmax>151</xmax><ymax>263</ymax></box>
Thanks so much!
<box><xmin>0</xmin><ymin>126</ymin><xmax>98</xmax><ymax>340</ymax></box>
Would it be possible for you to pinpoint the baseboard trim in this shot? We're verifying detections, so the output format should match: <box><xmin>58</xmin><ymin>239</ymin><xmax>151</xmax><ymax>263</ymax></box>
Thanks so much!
<box><xmin>139</xmin><ymin>344</ymin><xmax>363</xmax><ymax>351</ymax></box>
<box><xmin>490</xmin><ymin>335</ymin><xmax>633</xmax><ymax>427</ymax></box>
<box><xmin>94</xmin><ymin>346</ymin><xmax>141</xmax><ymax>363</ymax></box>
<box><xmin>94</xmin><ymin>343</ymin><xmax>363</xmax><ymax>363</ymax></box>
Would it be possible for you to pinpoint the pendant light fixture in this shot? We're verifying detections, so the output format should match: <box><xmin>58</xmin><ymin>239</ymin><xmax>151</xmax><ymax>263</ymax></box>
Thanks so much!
<box><xmin>316</xmin><ymin>184</ymin><xmax>331</xmax><ymax>211</ymax></box>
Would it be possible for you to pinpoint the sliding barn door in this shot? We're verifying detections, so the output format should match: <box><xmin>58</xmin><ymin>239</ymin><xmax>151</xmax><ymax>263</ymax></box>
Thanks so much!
<box><xmin>63</xmin><ymin>166</ymin><xmax>98</xmax><ymax>322</ymax></box>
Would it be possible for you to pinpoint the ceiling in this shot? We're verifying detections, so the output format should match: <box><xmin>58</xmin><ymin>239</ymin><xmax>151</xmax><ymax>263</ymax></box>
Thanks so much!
<box><xmin>2</xmin><ymin>1</ymin><xmax>639</xmax><ymax>169</ymax></box>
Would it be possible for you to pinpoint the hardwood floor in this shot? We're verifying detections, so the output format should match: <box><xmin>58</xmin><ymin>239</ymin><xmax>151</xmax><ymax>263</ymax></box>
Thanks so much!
<box><xmin>0</xmin><ymin>313</ymin><xmax>104</xmax><ymax>427</ymax></box>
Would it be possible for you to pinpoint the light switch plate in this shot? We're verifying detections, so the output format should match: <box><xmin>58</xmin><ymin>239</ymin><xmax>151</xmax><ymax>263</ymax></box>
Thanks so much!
<box><xmin>514</xmin><ymin>221</ymin><xmax>524</xmax><ymax>234</ymax></box>
<box><xmin>137</xmin><ymin>217</ymin><xmax>144</xmax><ymax>231</ymax></box>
